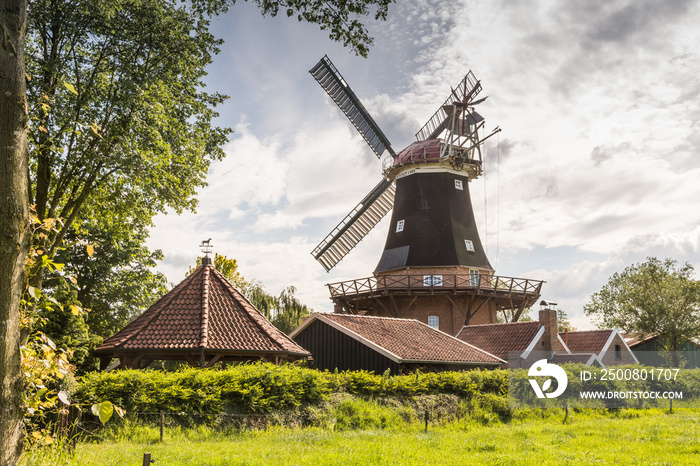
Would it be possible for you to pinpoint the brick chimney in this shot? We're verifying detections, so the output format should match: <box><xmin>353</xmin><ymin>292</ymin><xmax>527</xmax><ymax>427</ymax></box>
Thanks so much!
<box><xmin>539</xmin><ymin>307</ymin><xmax>558</xmax><ymax>352</ymax></box>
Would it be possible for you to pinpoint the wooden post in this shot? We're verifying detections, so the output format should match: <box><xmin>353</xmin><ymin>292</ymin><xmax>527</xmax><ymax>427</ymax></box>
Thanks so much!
<box><xmin>160</xmin><ymin>411</ymin><xmax>164</xmax><ymax>442</ymax></box>
<box><xmin>424</xmin><ymin>409</ymin><xmax>429</xmax><ymax>432</ymax></box>
<box><xmin>143</xmin><ymin>452</ymin><xmax>151</xmax><ymax>466</ymax></box>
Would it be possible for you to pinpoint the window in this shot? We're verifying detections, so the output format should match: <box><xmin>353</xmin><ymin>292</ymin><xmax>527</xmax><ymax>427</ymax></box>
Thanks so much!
<box><xmin>469</xmin><ymin>270</ymin><xmax>479</xmax><ymax>287</ymax></box>
<box><xmin>465</xmin><ymin>239</ymin><xmax>475</xmax><ymax>252</ymax></box>
<box><xmin>396</xmin><ymin>219</ymin><xmax>405</xmax><ymax>233</ymax></box>
<box><xmin>428</xmin><ymin>316</ymin><xmax>439</xmax><ymax>329</ymax></box>
<box><xmin>615</xmin><ymin>344</ymin><xmax>622</xmax><ymax>360</ymax></box>
<box><xmin>454</xmin><ymin>179</ymin><xmax>464</xmax><ymax>190</ymax></box>
<box><xmin>423</xmin><ymin>275</ymin><xmax>443</xmax><ymax>286</ymax></box>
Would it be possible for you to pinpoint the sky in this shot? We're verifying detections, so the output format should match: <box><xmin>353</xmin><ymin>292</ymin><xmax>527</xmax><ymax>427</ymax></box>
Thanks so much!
<box><xmin>146</xmin><ymin>0</ymin><xmax>700</xmax><ymax>330</ymax></box>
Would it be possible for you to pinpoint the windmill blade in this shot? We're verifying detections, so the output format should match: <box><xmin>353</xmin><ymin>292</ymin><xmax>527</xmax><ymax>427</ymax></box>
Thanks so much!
<box><xmin>311</xmin><ymin>178</ymin><xmax>395</xmax><ymax>272</ymax></box>
<box><xmin>415</xmin><ymin>71</ymin><xmax>483</xmax><ymax>141</ymax></box>
<box><xmin>310</xmin><ymin>56</ymin><xmax>395</xmax><ymax>158</ymax></box>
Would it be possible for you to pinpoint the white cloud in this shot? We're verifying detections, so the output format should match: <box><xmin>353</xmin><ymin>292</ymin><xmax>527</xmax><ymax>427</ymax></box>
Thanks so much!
<box><xmin>144</xmin><ymin>0</ymin><xmax>700</xmax><ymax>330</ymax></box>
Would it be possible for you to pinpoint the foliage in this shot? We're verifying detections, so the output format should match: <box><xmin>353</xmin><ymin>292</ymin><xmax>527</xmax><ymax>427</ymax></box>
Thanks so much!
<box><xmin>557</xmin><ymin>309</ymin><xmax>576</xmax><ymax>332</ymax></box>
<box><xmin>189</xmin><ymin>253</ymin><xmax>248</xmax><ymax>290</ymax></box>
<box><xmin>75</xmin><ymin>363</ymin><xmax>330</xmax><ymax>415</ymax></box>
<box><xmin>58</xmin><ymin>216</ymin><xmax>168</xmax><ymax>341</ymax></box>
<box><xmin>584</xmin><ymin>257</ymin><xmax>700</xmax><ymax>353</ymax></box>
<box><xmin>247</xmin><ymin>0</ymin><xmax>393</xmax><ymax>57</ymax></box>
<box><xmin>73</xmin><ymin>364</ymin><xmax>512</xmax><ymax>417</ymax></box>
<box><xmin>26</xmin><ymin>0</ymin><xmax>230</xmax><ymax>282</ymax></box>
<box><xmin>20</xmin><ymin>211</ymin><xmax>81</xmax><ymax>430</ymax></box>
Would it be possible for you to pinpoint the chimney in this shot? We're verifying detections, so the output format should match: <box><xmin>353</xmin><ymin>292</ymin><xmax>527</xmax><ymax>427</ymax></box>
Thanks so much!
<box><xmin>539</xmin><ymin>300</ymin><xmax>558</xmax><ymax>351</ymax></box>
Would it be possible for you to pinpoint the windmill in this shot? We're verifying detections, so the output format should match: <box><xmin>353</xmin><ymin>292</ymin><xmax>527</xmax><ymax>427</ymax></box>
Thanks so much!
<box><xmin>309</xmin><ymin>56</ymin><xmax>543</xmax><ymax>334</ymax></box>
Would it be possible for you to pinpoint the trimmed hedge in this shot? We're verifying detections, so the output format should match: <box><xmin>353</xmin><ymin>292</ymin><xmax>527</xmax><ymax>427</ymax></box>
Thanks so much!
<box><xmin>74</xmin><ymin>363</ymin><xmax>700</xmax><ymax>419</ymax></box>
<box><xmin>74</xmin><ymin>363</ymin><xmax>507</xmax><ymax>414</ymax></box>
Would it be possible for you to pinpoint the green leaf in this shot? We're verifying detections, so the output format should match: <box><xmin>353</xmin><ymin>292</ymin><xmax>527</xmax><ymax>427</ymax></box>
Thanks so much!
<box><xmin>63</xmin><ymin>82</ymin><xmax>78</xmax><ymax>95</ymax></box>
<box><xmin>28</xmin><ymin>286</ymin><xmax>41</xmax><ymax>300</ymax></box>
<box><xmin>91</xmin><ymin>401</ymin><xmax>114</xmax><ymax>425</ymax></box>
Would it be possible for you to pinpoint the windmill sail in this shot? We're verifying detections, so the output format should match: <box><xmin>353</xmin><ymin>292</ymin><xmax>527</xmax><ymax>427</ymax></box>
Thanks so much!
<box><xmin>312</xmin><ymin>178</ymin><xmax>395</xmax><ymax>272</ymax></box>
<box><xmin>415</xmin><ymin>71</ymin><xmax>482</xmax><ymax>141</ymax></box>
<box><xmin>310</xmin><ymin>56</ymin><xmax>395</xmax><ymax>158</ymax></box>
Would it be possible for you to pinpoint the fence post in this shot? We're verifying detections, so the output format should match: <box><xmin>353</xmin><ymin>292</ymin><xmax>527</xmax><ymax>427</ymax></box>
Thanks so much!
<box><xmin>143</xmin><ymin>452</ymin><xmax>151</xmax><ymax>466</ymax></box>
<box><xmin>424</xmin><ymin>409</ymin><xmax>429</xmax><ymax>432</ymax></box>
<box><xmin>160</xmin><ymin>410</ymin><xmax>164</xmax><ymax>442</ymax></box>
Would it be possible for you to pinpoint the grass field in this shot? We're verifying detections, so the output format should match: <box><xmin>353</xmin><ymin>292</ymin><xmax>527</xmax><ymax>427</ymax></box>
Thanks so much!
<box><xmin>20</xmin><ymin>409</ymin><xmax>700</xmax><ymax>465</ymax></box>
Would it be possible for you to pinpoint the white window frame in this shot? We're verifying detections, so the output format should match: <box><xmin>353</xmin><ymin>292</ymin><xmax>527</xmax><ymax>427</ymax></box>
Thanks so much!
<box><xmin>428</xmin><ymin>315</ymin><xmax>440</xmax><ymax>329</ymax></box>
<box><xmin>454</xmin><ymin>179</ymin><xmax>464</xmax><ymax>190</ymax></box>
<box><xmin>396</xmin><ymin>219</ymin><xmax>405</xmax><ymax>233</ymax></box>
<box><xmin>465</xmin><ymin>239</ymin><xmax>475</xmax><ymax>252</ymax></box>
<box><xmin>469</xmin><ymin>270</ymin><xmax>480</xmax><ymax>287</ymax></box>
<box><xmin>423</xmin><ymin>275</ymin><xmax>443</xmax><ymax>287</ymax></box>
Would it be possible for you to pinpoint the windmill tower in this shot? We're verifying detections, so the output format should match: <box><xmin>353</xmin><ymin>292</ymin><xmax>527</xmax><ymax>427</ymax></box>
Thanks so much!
<box><xmin>309</xmin><ymin>56</ymin><xmax>543</xmax><ymax>335</ymax></box>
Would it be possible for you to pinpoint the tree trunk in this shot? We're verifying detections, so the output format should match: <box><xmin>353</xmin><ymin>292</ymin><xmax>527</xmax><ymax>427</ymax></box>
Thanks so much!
<box><xmin>0</xmin><ymin>0</ymin><xmax>29</xmax><ymax>464</ymax></box>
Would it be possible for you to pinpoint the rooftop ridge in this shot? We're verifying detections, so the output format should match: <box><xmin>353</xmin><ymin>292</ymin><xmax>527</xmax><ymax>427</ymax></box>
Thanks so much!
<box><xmin>558</xmin><ymin>329</ymin><xmax>612</xmax><ymax>335</ymax></box>
<box><xmin>464</xmin><ymin>320</ymin><xmax>540</xmax><ymax>328</ymax></box>
<box><xmin>323</xmin><ymin>313</ymin><xmax>421</xmax><ymax>323</ymax></box>
<box><xmin>199</xmin><ymin>265</ymin><xmax>211</xmax><ymax>348</ymax></box>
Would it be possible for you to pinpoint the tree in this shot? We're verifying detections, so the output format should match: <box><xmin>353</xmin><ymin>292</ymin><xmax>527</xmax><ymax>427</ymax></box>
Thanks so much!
<box><xmin>0</xmin><ymin>0</ymin><xmax>30</xmax><ymax>463</ymax></box>
<box><xmin>23</xmin><ymin>0</ymin><xmax>394</xmax><ymax>308</ymax></box>
<box><xmin>584</xmin><ymin>257</ymin><xmax>700</xmax><ymax>353</ymax></box>
<box><xmin>3</xmin><ymin>0</ymin><xmax>389</xmax><ymax>458</ymax></box>
<box><xmin>556</xmin><ymin>309</ymin><xmax>576</xmax><ymax>333</ymax></box>
<box><xmin>25</xmin><ymin>0</ymin><xmax>230</xmax><ymax>291</ymax></box>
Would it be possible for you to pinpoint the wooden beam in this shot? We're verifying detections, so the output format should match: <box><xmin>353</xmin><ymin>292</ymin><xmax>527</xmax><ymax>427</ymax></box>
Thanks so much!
<box><xmin>388</xmin><ymin>295</ymin><xmax>399</xmax><ymax>317</ymax></box>
<box><xmin>183</xmin><ymin>354</ymin><xmax>198</xmax><ymax>367</ymax></box>
<box><xmin>466</xmin><ymin>296</ymin><xmax>492</xmax><ymax>326</ymax></box>
<box><xmin>374</xmin><ymin>297</ymin><xmax>396</xmax><ymax>317</ymax></box>
<box><xmin>204</xmin><ymin>353</ymin><xmax>223</xmax><ymax>368</ymax></box>
<box><xmin>139</xmin><ymin>359</ymin><xmax>153</xmax><ymax>369</ymax></box>
<box><xmin>405</xmin><ymin>296</ymin><xmax>418</xmax><ymax>312</ymax></box>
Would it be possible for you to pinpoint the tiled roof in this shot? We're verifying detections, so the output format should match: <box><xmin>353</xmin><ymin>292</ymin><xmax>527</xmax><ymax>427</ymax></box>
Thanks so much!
<box><xmin>304</xmin><ymin>313</ymin><xmax>503</xmax><ymax>365</ymax></box>
<box><xmin>621</xmin><ymin>332</ymin><xmax>657</xmax><ymax>347</ymax></box>
<box><xmin>456</xmin><ymin>321</ymin><xmax>542</xmax><ymax>360</ymax></box>
<box><xmin>551</xmin><ymin>353</ymin><xmax>599</xmax><ymax>365</ymax></box>
<box><xmin>559</xmin><ymin>330</ymin><xmax>613</xmax><ymax>354</ymax></box>
<box><xmin>95</xmin><ymin>265</ymin><xmax>310</xmax><ymax>357</ymax></box>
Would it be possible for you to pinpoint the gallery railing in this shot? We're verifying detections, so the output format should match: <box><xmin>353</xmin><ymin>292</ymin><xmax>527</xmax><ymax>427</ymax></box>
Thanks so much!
<box><xmin>327</xmin><ymin>274</ymin><xmax>544</xmax><ymax>300</ymax></box>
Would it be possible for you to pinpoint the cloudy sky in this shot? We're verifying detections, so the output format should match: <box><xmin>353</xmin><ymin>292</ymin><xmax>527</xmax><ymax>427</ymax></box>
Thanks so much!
<box><xmin>146</xmin><ymin>0</ymin><xmax>700</xmax><ymax>330</ymax></box>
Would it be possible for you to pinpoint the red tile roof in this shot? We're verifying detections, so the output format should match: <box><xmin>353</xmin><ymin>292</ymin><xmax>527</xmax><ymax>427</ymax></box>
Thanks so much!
<box><xmin>456</xmin><ymin>321</ymin><xmax>542</xmax><ymax>360</ymax></box>
<box><xmin>95</xmin><ymin>265</ymin><xmax>310</xmax><ymax>357</ymax></box>
<box><xmin>621</xmin><ymin>332</ymin><xmax>657</xmax><ymax>347</ymax></box>
<box><xmin>551</xmin><ymin>353</ymin><xmax>599</xmax><ymax>365</ymax></box>
<box><xmin>558</xmin><ymin>330</ymin><xmax>613</xmax><ymax>354</ymax></box>
<box><xmin>298</xmin><ymin>313</ymin><xmax>503</xmax><ymax>365</ymax></box>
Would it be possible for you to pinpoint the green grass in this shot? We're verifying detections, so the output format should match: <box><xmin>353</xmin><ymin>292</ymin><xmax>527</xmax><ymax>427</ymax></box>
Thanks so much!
<box><xmin>20</xmin><ymin>410</ymin><xmax>700</xmax><ymax>465</ymax></box>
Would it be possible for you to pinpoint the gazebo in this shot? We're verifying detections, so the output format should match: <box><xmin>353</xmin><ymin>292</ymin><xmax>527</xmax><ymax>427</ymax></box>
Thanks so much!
<box><xmin>94</xmin><ymin>259</ymin><xmax>311</xmax><ymax>370</ymax></box>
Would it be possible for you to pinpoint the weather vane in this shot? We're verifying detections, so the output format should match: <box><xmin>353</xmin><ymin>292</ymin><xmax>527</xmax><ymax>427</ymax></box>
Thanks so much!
<box><xmin>199</xmin><ymin>238</ymin><xmax>213</xmax><ymax>259</ymax></box>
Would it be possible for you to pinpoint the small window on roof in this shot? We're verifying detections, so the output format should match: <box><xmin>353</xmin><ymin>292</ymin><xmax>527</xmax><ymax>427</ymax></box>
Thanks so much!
<box><xmin>465</xmin><ymin>239</ymin><xmax>475</xmax><ymax>252</ymax></box>
<box><xmin>428</xmin><ymin>315</ymin><xmax>439</xmax><ymax>329</ymax></box>
<box><xmin>396</xmin><ymin>219</ymin><xmax>405</xmax><ymax>233</ymax></box>
<box><xmin>615</xmin><ymin>344</ymin><xmax>622</xmax><ymax>359</ymax></box>
<box><xmin>455</xmin><ymin>179</ymin><xmax>464</xmax><ymax>190</ymax></box>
